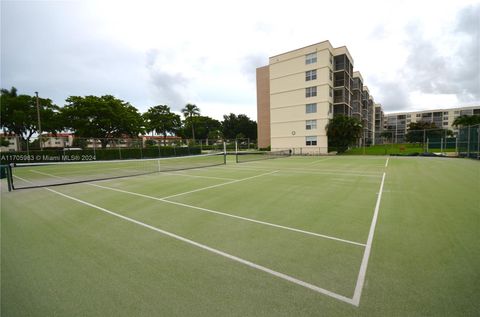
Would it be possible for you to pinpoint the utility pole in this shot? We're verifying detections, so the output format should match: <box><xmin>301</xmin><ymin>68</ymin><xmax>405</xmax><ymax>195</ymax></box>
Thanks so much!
<box><xmin>35</xmin><ymin>92</ymin><xmax>43</xmax><ymax>151</ymax></box>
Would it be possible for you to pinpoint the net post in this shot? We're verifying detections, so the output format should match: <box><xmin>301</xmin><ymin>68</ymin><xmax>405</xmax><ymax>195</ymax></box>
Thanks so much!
<box><xmin>223</xmin><ymin>141</ymin><xmax>227</xmax><ymax>165</ymax></box>
<box><xmin>235</xmin><ymin>140</ymin><xmax>239</xmax><ymax>163</ymax></box>
<box><xmin>7</xmin><ymin>164</ymin><xmax>13</xmax><ymax>191</ymax></box>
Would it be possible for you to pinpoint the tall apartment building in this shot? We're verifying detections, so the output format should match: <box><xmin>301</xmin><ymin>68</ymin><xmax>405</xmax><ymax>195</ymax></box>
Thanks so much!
<box><xmin>257</xmin><ymin>41</ymin><xmax>380</xmax><ymax>153</ymax></box>
<box><xmin>374</xmin><ymin>104</ymin><xmax>384</xmax><ymax>144</ymax></box>
<box><xmin>383</xmin><ymin>105</ymin><xmax>480</xmax><ymax>143</ymax></box>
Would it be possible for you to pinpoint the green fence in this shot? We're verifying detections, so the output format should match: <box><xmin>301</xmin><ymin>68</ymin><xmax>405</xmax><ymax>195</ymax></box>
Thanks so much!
<box><xmin>0</xmin><ymin>145</ymin><xmax>200</xmax><ymax>164</ymax></box>
<box><xmin>457</xmin><ymin>124</ymin><xmax>480</xmax><ymax>159</ymax></box>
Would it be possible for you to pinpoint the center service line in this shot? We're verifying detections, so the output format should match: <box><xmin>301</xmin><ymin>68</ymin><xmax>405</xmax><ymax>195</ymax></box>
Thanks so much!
<box><xmin>351</xmin><ymin>171</ymin><xmax>387</xmax><ymax>306</ymax></box>
<box><xmin>159</xmin><ymin>170</ymin><xmax>279</xmax><ymax>200</ymax></box>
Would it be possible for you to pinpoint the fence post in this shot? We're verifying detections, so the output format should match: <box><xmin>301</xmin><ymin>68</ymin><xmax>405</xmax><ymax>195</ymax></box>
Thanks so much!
<box><xmin>467</xmin><ymin>125</ymin><xmax>471</xmax><ymax>158</ymax></box>
<box><xmin>118</xmin><ymin>140</ymin><xmax>122</xmax><ymax>160</ymax></box>
<box><xmin>455</xmin><ymin>134</ymin><xmax>458</xmax><ymax>155</ymax></box>
<box><xmin>477</xmin><ymin>125</ymin><xmax>480</xmax><ymax>160</ymax></box>
<box><xmin>26</xmin><ymin>138</ymin><xmax>30</xmax><ymax>162</ymax></box>
<box><xmin>423</xmin><ymin>129</ymin><xmax>426</xmax><ymax>152</ymax></box>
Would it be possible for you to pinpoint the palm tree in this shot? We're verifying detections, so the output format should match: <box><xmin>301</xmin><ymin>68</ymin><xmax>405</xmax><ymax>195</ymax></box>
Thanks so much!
<box><xmin>326</xmin><ymin>115</ymin><xmax>363</xmax><ymax>153</ymax></box>
<box><xmin>181</xmin><ymin>103</ymin><xmax>200</xmax><ymax>141</ymax></box>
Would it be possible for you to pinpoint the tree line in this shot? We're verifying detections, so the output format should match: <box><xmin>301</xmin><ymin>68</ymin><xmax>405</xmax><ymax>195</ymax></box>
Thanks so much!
<box><xmin>0</xmin><ymin>87</ymin><xmax>257</xmax><ymax>148</ymax></box>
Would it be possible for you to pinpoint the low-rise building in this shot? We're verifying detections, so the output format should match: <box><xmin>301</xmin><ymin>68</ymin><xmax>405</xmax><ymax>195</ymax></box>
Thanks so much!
<box><xmin>383</xmin><ymin>105</ymin><xmax>480</xmax><ymax>143</ymax></box>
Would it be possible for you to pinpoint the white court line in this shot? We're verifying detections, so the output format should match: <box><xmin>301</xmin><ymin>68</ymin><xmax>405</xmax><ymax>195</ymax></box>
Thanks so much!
<box><xmin>161</xmin><ymin>172</ymin><xmax>236</xmax><ymax>181</ymax></box>
<box><xmin>30</xmin><ymin>170</ymin><xmax>68</xmax><ymax>179</ymax></box>
<box><xmin>222</xmin><ymin>166</ymin><xmax>381</xmax><ymax>178</ymax></box>
<box><xmin>306</xmin><ymin>157</ymin><xmax>333</xmax><ymax>165</ymax></box>
<box><xmin>42</xmin><ymin>186</ymin><xmax>355</xmax><ymax>305</ymax></box>
<box><xmin>13</xmin><ymin>175</ymin><xmax>34</xmax><ymax>183</ymax></box>
<box><xmin>227</xmin><ymin>165</ymin><xmax>382</xmax><ymax>176</ymax></box>
<box><xmin>351</xmin><ymin>170</ymin><xmax>387</xmax><ymax>306</ymax></box>
<box><xmin>89</xmin><ymin>183</ymin><xmax>366</xmax><ymax>247</ymax></box>
<box><xmin>160</xmin><ymin>170</ymin><xmax>279</xmax><ymax>200</ymax></box>
<box><xmin>385</xmin><ymin>157</ymin><xmax>389</xmax><ymax>168</ymax></box>
<box><xmin>30</xmin><ymin>168</ymin><xmax>235</xmax><ymax>182</ymax></box>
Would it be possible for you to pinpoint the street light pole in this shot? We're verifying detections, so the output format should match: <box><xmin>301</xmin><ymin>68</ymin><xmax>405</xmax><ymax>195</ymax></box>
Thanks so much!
<box><xmin>35</xmin><ymin>91</ymin><xmax>43</xmax><ymax>151</ymax></box>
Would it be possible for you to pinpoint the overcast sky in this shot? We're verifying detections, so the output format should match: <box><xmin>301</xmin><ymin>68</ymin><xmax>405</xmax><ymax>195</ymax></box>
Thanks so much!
<box><xmin>1</xmin><ymin>0</ymin><xmax>479</xmax><ymax>120</ymax></box>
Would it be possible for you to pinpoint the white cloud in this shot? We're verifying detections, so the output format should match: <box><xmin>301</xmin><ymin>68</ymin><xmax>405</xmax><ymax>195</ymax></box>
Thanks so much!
<box><xmin>1</xmin><ymin>0</ymin><xmax>479</xmax><ymax>120</ymax></box>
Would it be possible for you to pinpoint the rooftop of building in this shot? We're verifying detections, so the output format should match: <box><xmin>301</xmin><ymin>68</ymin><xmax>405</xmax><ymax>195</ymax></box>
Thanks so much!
<box><xmin>268</xmin><ymin>40</ymin><xmax>354</xmax><ymax>66</ymax></box>
<box><xmin>384</xmin><ymin>105</ymin><xmax>480</xmax><ymax>116</ymax></box>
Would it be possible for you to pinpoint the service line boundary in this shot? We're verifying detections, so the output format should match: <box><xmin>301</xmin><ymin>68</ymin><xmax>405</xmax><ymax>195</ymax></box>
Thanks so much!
<box><xmin>89</xmin><ymin>183</ymin><xmax>366</xmax><ymax>247</ymax></box>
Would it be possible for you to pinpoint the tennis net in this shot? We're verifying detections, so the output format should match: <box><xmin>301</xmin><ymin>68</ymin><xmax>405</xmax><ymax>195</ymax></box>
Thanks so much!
<box><xmin>236</xmin><ymin>150</ymin><xmax>291</xmax><ymax>163</ymax></box>
<box><xmin>8</xmin><ymin>152</ymin><xmax>226</xmax><ymax>190</ymax></box>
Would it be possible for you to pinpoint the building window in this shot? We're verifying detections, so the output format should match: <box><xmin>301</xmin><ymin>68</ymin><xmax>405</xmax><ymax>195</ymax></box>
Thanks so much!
<box><xmin>416</xmin><ymin>114</ymin><xmax>421</xmax><ymax>117</ymax></box>
<box><xmin>306</xmin><ymin>120</ymin><xmax>317</xmax><ymax>130</ymax></box>
<box><xmin>330</xmin><ymin>53</ymin><xmax>333</xmax><ymax>65</ymax></box>
<box><xmin>329</xmin><ymin>102</ymin><xmax>333</xmax><ymax>114</ymax></box>
<box><xmin>443</xmin><ymin>112</ymin><xmax>448</xmax><ymax>115</ymax></box>
<box><xmin>329</xmin><ymin>69</ymin><xmax>333</xmax><ymax>81</ymax></box>
<box><xmin>443</xmin><ymin>122</ymin><xmax>448</xmax><ymax>126</ymax></box>
<box><xmin>305</xmin><ymin>53</ymin><xmax>317</xmax><ymax>64</ymax></box>
<box><xmin>306</xmin><ymin>136</ymin><xmax>317</xmax><ymax>146</ymax></box>
<box><xmin>329</xmin><ymin>87</ymin><xmax>333</xmax><ymax>97</ymax></box>
<box><xmin>306</xmin><ymin>86</ymin><xmax>317</xmax><ymax>98</ymax></box>
<box><xmin>306</xmin><ymin>103</ymin><xmax>317</xmax><ymax>113</ymax></box>
<box><xmin>305</xmin><ymin>70</ymin><xmax>317</xmax><ymax>81</ymax></box>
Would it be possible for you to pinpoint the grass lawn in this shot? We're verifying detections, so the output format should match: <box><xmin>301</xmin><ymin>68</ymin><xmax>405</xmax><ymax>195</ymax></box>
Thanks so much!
<box><xmin>344</xmin><ymin>143</ymin><xmax>457</xmax><ymax>155</ymax></box>
<box><xmin>1</xmin><ymin>155</ymin><xmax>479</xmax><ymax>316</ymax></box>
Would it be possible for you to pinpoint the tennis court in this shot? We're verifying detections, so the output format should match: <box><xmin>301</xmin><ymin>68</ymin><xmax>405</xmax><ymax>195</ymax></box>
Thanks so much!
<box><xmin>1</xmin><ymin>154</ymin><xmax>479</xmax><ymax>316</ymax></box>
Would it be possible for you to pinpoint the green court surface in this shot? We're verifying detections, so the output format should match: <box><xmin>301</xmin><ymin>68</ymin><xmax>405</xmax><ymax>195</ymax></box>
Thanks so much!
<box><xmin>1</xmin><ymin>155</ymin><xmax>479</xmax><ymax>316</ymax></box>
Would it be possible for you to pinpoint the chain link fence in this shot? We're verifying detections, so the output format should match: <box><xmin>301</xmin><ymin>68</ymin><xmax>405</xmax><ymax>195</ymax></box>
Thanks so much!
<box><xmin>0</xmin><ymin>136</ymin><xmax>226</xmax><ymax>163</ymax></box>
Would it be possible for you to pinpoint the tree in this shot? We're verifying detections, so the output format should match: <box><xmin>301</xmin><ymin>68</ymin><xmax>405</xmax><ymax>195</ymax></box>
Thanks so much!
<box><xmin>221</xmin><ymin>113</ymin><xmax>257</xmax><ymax>140</ymax></box>
<box><xmin>143</xmin><ymin>105</ymin><xmax>181</xmax><ymax>145</ymax></box>
<box><xmin>181</xmin><ymin>104</ymin><xmax>200</xmax><ymax>141</ymax></box>
<box><xmin>60</xmin><ymin>95</ymin><xmax>144</xmax><ymax>148</ymax></box>
<box><xmin>326</xmin><ymin>115</ymin><xmax>363</xmax><ymax>153</ymax></box>
<box><xmin>180</xmin><ymin>115</ymin><xmax>221</xmax><ymax>141</ymax></box>
<box><xmin>405</xmin><ymin>121</ymin><xmax>443</xmax><ymax>143</ymax></box>
<box><xmin>452</xmin><ymin>115</ymin><xmax>480</xmax><ymax>127</ymax></box>
<box><xmin>0</xmin><ymin>87</ymin><xmax>61</xmax><ymax>148</ymax></box>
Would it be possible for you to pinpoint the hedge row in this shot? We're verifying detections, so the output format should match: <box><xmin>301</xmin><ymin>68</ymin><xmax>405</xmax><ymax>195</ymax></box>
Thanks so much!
<box><xmin>0</xmin><ymin>146</ymin><xmax>201</xmax><ymax>164</ymax></box>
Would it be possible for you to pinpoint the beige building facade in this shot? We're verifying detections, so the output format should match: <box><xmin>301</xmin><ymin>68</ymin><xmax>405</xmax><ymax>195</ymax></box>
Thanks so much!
<box><xmin>257</xmin><ymin>40</ymin><xmax>379</xmax><ymax>153</ymax></box>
